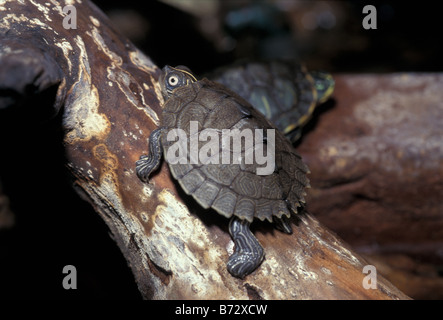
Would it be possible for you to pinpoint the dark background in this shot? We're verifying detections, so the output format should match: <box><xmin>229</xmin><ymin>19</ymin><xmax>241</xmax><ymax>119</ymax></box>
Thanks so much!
<box><xmin>0</xmin><ymin>0</ymin><xmax>442</xmax><ymax>299</ymax></box>
<box><xmin>92</xmin><ymin>0</ymin><xmax>443</xmax><ymax>74</ymax></box>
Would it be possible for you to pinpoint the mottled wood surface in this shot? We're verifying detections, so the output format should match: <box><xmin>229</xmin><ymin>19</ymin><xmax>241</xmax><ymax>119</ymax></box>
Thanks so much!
<box><xmin>0</xmin><ymin>0</ymin><xmax>410</xmax><ymax>299</ymax></box>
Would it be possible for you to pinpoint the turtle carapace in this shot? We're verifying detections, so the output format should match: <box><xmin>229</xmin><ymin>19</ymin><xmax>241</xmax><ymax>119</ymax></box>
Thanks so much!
<box><xmin>136</xmin><ymin>65</ymin><xmax>310</xmax><ymax>278</ymax></box>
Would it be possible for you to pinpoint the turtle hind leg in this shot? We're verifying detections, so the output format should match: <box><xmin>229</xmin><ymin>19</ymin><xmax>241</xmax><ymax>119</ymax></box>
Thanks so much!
<box><xmin>136</xmin><ymin>127</ymin><xmax>164</xmax><ymax>183</ymax></box>
<box><xmin>227</xmin><ymin>216</ymin><xmax>265</xmax><ymax>279</ymax></box>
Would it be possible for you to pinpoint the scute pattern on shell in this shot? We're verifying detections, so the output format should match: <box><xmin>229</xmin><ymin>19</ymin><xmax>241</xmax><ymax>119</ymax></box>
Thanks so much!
<box><xmin>212</xmin><ymin>61</ymin><xmax>318</xmax><ymax>135</ymax></box>
<box><xmin>161</xmin><ymin>78</ymin><xmax>310</xmax><ymax>222</ymax></box>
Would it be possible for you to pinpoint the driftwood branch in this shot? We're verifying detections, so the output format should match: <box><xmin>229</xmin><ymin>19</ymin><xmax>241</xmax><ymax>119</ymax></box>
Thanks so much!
<box><xmin>0</xmin><ymin>0</ymin><xmax>409</xmax><ymax>299</ymax></box>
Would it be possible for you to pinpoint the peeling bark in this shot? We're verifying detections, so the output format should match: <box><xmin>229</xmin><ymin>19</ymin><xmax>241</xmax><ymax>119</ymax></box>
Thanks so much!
<box><xmin>0</xmin><ymin>0</ymin><xmax>409</xmax><ymax>299</ymax></box>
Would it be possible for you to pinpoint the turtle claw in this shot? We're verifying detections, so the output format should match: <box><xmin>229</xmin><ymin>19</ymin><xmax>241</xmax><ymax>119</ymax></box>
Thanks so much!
<box><xmin>227</xmin><ymin>217</ymin><xmax>265</xmax><ymax>279</ymax></box>
<box><xmin>273</xmin><ymin>215</ymin><xmax>293</xmax><ymax>234</ymax></box>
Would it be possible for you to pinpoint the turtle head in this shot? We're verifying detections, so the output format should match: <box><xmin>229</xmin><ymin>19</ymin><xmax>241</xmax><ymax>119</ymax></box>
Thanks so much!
<box><xmin>310</xmin><ymin>71</ymin><xmax>335</xmax><ymax>104</ymax></box>
<box><xmin>160</xmin><ymin>65</ymin><xmax>198</xmax><ymax>99</ymax></box>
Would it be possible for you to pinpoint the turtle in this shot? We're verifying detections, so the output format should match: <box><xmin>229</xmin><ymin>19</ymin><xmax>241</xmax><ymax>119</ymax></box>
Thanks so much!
<box><xmin>210</xmin><ymin>60</ymin><xmax>334</xmax><ymax>142</ymax></box>
<box><xmin>136</xmin><ymin>65</ymin><xmax>310</xmax><ymax>278</ymax></box>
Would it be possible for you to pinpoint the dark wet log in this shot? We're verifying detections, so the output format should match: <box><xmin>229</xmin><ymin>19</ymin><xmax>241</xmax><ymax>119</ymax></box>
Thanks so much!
<box><xmin>298</xmin><ymin>73</ymin><xmax>443</xmax><ymax>299</ymax></box>
<box><xmin>0</xmin><ymin>1</ymin><xmax>409</xmax><ymax>299</ymax></box>
<box><xmin>363</xmin><ymin>253</ymin><xmax>443</xmax><ymax>300</ymax></box>
<box><xmin>299</xmin><ymin>74</ymin><xmax>443</xmax><ymax>261</ymax></box>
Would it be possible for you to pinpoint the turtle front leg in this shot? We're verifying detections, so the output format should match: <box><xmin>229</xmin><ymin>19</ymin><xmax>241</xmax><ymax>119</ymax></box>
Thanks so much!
<box><xmin>136</xmin><ymin>127</ymin><xmax>165</xmax><ymax>183</ymax></box>
<box><xmin>227</xmin><ymin>216</ymin><xmax>265</xmax><ymax>279</ymax></box>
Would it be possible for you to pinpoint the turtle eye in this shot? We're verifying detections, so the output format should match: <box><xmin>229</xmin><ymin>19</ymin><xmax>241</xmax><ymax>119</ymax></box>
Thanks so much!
<box><xmin>168</xmin><ymin>74</ymin><xmax>180</xmax><ymax>87</ymax></box>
